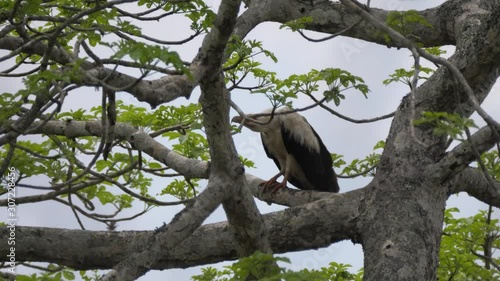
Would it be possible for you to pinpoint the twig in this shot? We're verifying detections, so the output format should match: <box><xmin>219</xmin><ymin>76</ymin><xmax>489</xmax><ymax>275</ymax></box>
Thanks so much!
<box><xmin>306</xmin><ymin>93</ymin><xmax>395</xmax><ymax>123</ymax></box>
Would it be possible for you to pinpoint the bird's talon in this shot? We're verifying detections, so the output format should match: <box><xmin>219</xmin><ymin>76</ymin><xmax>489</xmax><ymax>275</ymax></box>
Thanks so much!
<box><xmin>258</xmin><ymin>181</ymin><xmax>285</xmax><ymax>195</ymax></box>
<box><xmin>259</xmin><ymin>180</ymin><xmax>277</xmax><ymax>192</ymax></box>
<box><xmin>271</xmin><ymin>183</ymin><xmax>286</xmax><ymax>194</ymax></box>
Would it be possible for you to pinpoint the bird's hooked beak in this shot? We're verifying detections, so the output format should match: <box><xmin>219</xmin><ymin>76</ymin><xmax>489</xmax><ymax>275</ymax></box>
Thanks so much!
<box><xmin>232</xmin><ymin>115</ymin><xmax>258</xmax><ymax>131</ymax></box>
<box><xmin>231</xmin><ymin>116</ymin><xmax>243</xmax><ymax>124</ymax></box>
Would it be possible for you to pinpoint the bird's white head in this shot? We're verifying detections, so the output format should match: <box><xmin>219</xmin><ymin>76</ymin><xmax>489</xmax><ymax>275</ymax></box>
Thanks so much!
<box><xmin>231</xmin><ymin>108</ymin><xmax>282</xmax><ymax>133</ymax></box>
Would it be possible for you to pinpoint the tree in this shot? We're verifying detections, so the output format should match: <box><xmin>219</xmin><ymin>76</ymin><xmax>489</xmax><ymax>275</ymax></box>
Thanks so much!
<box><xmin>0</xmin><ymin>0</ymin><xmax>499</xmax><ymax>280</ymax></box>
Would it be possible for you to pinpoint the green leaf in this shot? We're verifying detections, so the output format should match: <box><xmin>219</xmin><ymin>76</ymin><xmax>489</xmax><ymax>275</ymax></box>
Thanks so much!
<box><xmin>373</xmin><ymin>140</ymin><xmax>385</xmax><ymax>150</ymax></box>
<box><xmin>438</xmin><ymin>208</ymin><xmax>500</xmax><ymax>280</ymax></box>
<box><xmin>384</xmin><ymin>66</ymin><xmax>434</xmax><ymax>88</ymax></box>
<box><xmin>148</xmin><ymin>162</ymin><xmax>163</xmax><ymax>169</ymax></box>
<box><xmin>95</xmin><ymin>160</ymin><xmax>110</xmax><ymax>172</ymax></box>
<box><xmin>63</xmin><ymin>270</ymin><xmax>76</xmax><ymax>280</ymax></box>
<box><xmin>96</xmin><ymin>186</ymin><xmax>116</xmax><ymax>205</ymax></box>
<box><xmin>239</xmin><ymin>155</ymin><xmax>256</xmax><ymax>168</ymax></box>
<box><xmin>192</xmin><ymin>251</ymin><xmax>363</xmax><ymax>281</ymax></box>
<box><xmin>160</xmin><ymin>179</ymin><xmax>198</xmax><ymax>200</ymax></box>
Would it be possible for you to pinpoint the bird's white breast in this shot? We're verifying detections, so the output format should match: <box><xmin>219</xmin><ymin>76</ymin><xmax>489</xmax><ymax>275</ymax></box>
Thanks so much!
<box><xmin>277</xmin><ymin>108</ymin><xmax>320</xmax><ymax>153</ymax></box>
<box><xmin>261</xmin><ymin>130</ymin><xmax>288</xmax><ymax>167</ymax></box>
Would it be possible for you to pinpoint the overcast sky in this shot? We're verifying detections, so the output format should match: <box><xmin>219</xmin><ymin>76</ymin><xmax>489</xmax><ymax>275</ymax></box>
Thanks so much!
<box><xmin>3</xmin><ymin>0</ymin><xmax>499</xmax><ymax>280</ymax></box>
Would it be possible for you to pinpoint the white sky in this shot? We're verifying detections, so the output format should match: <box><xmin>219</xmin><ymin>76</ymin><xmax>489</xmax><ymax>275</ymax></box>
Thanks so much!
<box><xmin>2</xmin><ymin>0</ymin><xmax>499</xmax><ymax>280</ymax></box>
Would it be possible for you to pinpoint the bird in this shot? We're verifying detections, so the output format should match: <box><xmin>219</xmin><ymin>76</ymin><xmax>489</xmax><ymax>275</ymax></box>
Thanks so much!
<box><xmin>232</xmin><ymin>107</ymin><xmax>339</xmax><ymax>193</ymax></box>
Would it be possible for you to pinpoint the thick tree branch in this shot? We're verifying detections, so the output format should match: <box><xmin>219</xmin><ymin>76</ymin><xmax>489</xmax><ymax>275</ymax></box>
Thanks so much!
<box><xmin>200</xmin><ymin>75</ymin><xmax>273</xmax><ymax>258</ymax></box>
<box><xmin>3</xmin><ymin>120</ymin><xmax>208</xmax><ymax>179</ymax></box>
<box><xmin>0</xmin><ymin>37</ymin><xmax>196</xmax><ymax>108</ymax></box>
<box><xmin>425</xmin><ymin>126</ymin><xmax>500</xmax><ymax>183</ymax></box>
<box><xmin>195</xmin><ymin>0</ymin><xmax>274</xmax><ymax>262</ymax></box>
<box><xmin>0</xmin><ymin>36</ymin><xmax>74</xmax><ymax>65</ymax></box>
<box><xmin>7</xmin><ymin>27</ymin><xmax>201</xmax><ymax>110</ymax></box>
<box><xmin>447</xmin><ymin>168</ymin><xmax>500</xmax><ymax>208</ymax></box>
<box><xmin>83</xmin><ymin>67</ymin><xmax>196</xmax><ymax>107</ymax></box>
<box><xmin>0</xmin><ymin>188</ymin><xmax>364</xmax><ymax>270</ymax></box>
<box><xmin>246</xmin><ymin>174</ymin><xmax>343</xmax><ymax>207</ymax></box>
<box><xmin>236</xmin><ymin>0</ymin><xmax>454</xmax><ymax>47</ymax></box>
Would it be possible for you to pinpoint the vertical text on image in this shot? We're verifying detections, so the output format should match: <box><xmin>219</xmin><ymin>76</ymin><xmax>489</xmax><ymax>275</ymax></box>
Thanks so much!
<box><xmin>6</xmin><ymin>167</ymin><xmax>17</xmax><ymax>274</ymax></box>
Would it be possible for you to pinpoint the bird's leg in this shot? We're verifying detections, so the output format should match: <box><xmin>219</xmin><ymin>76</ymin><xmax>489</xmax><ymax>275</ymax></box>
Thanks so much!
<box><xmin>259</xmin><ymin>171</ymin><xmax>283</xmax><ymax>191</ymax></box>
<box><xmin>271</xmin><ymin>168</ymin><xmax>289</xmax><ymax>194</ymax></box>
<box><xmin>271</xmin><ymin>157</ymin><xmax>292</xmax><ymax>194</ymax></box>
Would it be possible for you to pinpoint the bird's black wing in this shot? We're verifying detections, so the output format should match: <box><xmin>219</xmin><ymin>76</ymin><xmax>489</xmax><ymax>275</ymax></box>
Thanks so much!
<box><xmin>281</xmin><ymin>121</ymin><xmax>339</xmax><ymax>192</ymax></box>
<box><xmin>261</xmin><ymin>134</ymin><xmax>281</xmax><ymax>172</ymax></box>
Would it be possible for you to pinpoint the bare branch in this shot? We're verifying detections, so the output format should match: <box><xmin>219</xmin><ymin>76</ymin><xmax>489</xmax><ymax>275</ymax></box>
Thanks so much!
<box><xmin>338</xmin><ymin>165</ymin><xmax>377</xmax><ymax>179</ymax></box>
<box><xmin>115</xmin><ymin>5</ymin><xmax>177</xmax><ymax>21</ymax></box>
<box><xmin>447</xmin><ymin>168</ymin><xmax>500</xmax><ymax>208</ymax></box>
<box><xmin>297</xmin><ymin>17</ymin><xmax>362</xmax><ymax>42</ymax></box>
<box><xmin>0</xmin><ymin>161</ymin><xmax>137</xmax><ymax>206</ymax></box>
<box><xmin>426</xmin><ymin>126</ymin><xmax>500</xmax><ymax>183</ymax></box>
<box><xmin>471</xmin><ymin>250</ymin><xmax>500</xmax><ymax>271</ymax></box>
<box><xmin>19</xmin><ymin>262</ymin><xmax>63</xmax><ymax>273</ymax></box>
<box><xmin>306</xmin><ymin>93</ymin><xmax>395</xmax><ymax>124</ymax></box>
<box><xmin>149</xmin><ymin>124</ymin><xmax>190</xmax><ymax>138</ymax></box>
<box><xmin>53</xmin><ymin>198</ymin><xmax>152</xmax><ymax>225</ymax></box>
<box><xmin>115</xmin><ymin>29</ymin><xmax>203</xmax><ymax>45</ymax></box>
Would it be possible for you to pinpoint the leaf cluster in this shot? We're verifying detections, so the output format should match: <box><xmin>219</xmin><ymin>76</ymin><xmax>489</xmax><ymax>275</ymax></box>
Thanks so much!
<box><xmin>414</xmin><ymin>111</ymin><xmax>477</xmax><ymax>141</ymax></box>
<box><xmin>385</xmin><ymin>10</ymin><xmax>432</xmax><ymax>42</ymax></box>
<box><xmin>191</xmin><ymin>251</ymin><xmax>363</xmax><ymax>281</ymax></box>
<box><xmin>383</xmin><ymin>47</ymin><xmax>445</xmax><ymax>90</ymax></box>
<box><xmin>439</xmin><ymin>208</ymin><xmax>500</xmax><ymax>280</ymax></box>
<box><xmin>383</xmin><ymin>66</ymin><xmax>434</xmax><ymax>88</ymax></box>
<box><xmin>253</xmin><ymin>68</ymin><xmax>369</xmax><ymax>108</ymax></box>
<box><xmin>481</xmin><ymin>151</ymin><xmax>500</xmax><ymax>181</ymax></box>
<box><xmin>16</xmin><ymin>264</ymin><xmax>75</xmax><ymax>281</ymax></box>
<box><xmin>0</xmin><ymin>101</ymin><xmax>211</xmax><ymax>224</ymax></box>
<box><xmin>223</xmin><ymin>37</ymin><xmax>368</xmax><ymax>108</ymax></box>
<box><xmin>334</xmin><ymin>140</ymin><xmax>384</xmax><ymax>177</ymax></box>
